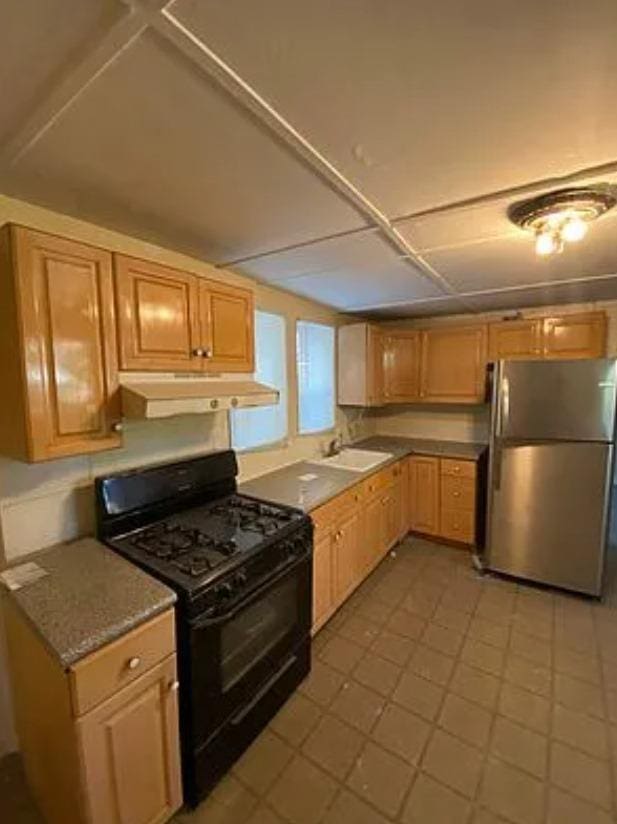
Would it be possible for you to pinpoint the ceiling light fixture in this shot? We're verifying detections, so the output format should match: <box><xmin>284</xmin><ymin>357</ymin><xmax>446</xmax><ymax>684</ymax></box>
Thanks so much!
<box><xmin>508</xmin><ymin>186</ymin><xmax>616</xmax><ymax>257</ymax></box>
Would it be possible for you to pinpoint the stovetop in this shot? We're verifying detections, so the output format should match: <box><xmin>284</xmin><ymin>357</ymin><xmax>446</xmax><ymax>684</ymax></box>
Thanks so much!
<box><xmin>107</xmin><ymin>493</ymin><xmax>306</xmax><ymax>595</ymax></box>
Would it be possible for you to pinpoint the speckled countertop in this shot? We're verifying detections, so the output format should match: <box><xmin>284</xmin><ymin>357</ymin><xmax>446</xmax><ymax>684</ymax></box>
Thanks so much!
<box><xmin>240</xmin><ymin>436</ymin><xmax>487</xmax><ymax>512</ymax></box>
<box><xmin>2</xmin><ymin>538</ymin><xmax>176</xmax><ymax>668</ymax></box>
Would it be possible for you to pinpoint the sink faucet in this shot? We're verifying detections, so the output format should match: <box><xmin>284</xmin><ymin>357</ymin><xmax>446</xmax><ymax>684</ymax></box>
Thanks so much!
<box><xmin>324</xmin><ymin>434</ymin><xmax>342</xmax><ymax>457</ymax></box>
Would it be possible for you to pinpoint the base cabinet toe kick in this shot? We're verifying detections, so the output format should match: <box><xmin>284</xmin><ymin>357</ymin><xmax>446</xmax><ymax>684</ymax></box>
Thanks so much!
<box><xmin>310</xmin><ymin>453</ymin><xmax>484</xmax><ymax>633</ymax></box>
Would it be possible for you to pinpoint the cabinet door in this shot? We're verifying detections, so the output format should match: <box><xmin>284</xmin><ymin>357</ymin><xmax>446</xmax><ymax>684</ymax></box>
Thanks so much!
<box><xmin>382</xmin><ymin>486</ymin><xmax>400</xmax><ymax>550</ymax></box>
<box><xmin>543</xmin><ymin>312</ymin><xmax>606</xmax><ymax>360</ymax></box>
<box><xmin>200</xmin><ymin>279</ymin><xmax>255</xmax><ymax>372</ymax></box>
<box><xmin>408</xmin><ymin>456</ymin><xmax>440</xmax><ymax>535</ymax></box>
<box><xmin>362</xmin><ymin>493</ymin><xmax>385</xmax><ymax>571</ymax></box>
<box><xmin>333</xmin><ymin>510</ymin><xmax>362</xmax><ymax>603</ymax></box>
<box><xmin>115</xmin><ymin>255</ymin><xmax>202</xmax><ymax>371</ymax></box>
<box><xmin>13</xmin><ymin>227</ymin><xmax>121</xmax><ymax>460</ymax></box>
<box><xmin>384</xmin><ymin>331</ymin><xmax>421</xmax><ymax>402</ymax></box>
<box><xmin>312</xmin><ymin>533</ymin><xmax>334</xmax><ymax>631</ymax></box>
<box><xmin>367</xmin><ymin>326</ymin><xmax>385</xmax><ymax>406</ymax></box>
<box><xmin>420</xmin><ymin>326</ymin><xmax>488</xmax><ymax>403</ymax></box>
<box><xmin>78</xmin><ymin>655</ymin><xmax>182</xmax><ymax>824</ymax></box>
<box><xmin>488</xmin><ymin>320</ymin><xmax>542</xmax><ymax>361</ymax></box>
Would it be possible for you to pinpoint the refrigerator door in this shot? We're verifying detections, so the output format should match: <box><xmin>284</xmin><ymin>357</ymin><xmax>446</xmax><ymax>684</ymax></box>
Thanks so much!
<box><xmin>486</xmin><ymin>441</ymin><xmax>612</xmax><ymax>595</ymax></box>
<box><xmin>496</xmin><ymin>359</ymin><xmax>617</xmax><ymax>442</ymax></box>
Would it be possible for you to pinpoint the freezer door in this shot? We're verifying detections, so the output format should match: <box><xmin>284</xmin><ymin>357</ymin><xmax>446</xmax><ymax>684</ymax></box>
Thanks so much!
<box><xmin>496</xmin><ymin>359</ymin><xmax>617</xmax><ymax>441</ymax></box>
<box><xmin>486</xmin><ymin>441</ymin><xmax>612</xmax><ymax>595</ymax></box>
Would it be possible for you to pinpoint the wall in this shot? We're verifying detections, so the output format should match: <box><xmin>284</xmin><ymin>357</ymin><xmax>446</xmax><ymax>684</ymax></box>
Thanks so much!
<box><xmin>0</xmin><ymin>193</ymin><xmax>369</xmax><ymax>755</ymax></box>
<box><xmin>369</xmin><ymin>300</ymin><xmax>617</xmax><ymax>442</ymax></box>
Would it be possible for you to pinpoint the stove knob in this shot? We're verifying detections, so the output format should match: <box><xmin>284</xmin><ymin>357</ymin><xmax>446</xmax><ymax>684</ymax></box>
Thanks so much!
<box><xmin>218</xmin><ymin>582</ymin><xmax>234</xmax><ymax>600</ymax></box>
<box><xmin>234</xmin><ymin>570</ymin><xmax>248</xmax><ymax>588</ymax></box>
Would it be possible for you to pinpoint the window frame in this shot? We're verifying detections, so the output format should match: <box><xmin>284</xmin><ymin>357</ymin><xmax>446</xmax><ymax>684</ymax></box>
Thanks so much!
<box><xmin>230</xmin><ymin>308</ymin><xmax>288</xmax><ymax>452</ymax></box>
<box><xmin>295</xmin><ymin>319</ymin><xmax>337</xmax><ymax>436</ymax></box>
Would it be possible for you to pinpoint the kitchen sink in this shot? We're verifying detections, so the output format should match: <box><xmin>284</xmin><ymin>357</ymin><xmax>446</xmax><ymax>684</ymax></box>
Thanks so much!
<box><xmin>309</xmin><ymin>448</ymin><xmax>393</xmax><ymax>473</ymax></box>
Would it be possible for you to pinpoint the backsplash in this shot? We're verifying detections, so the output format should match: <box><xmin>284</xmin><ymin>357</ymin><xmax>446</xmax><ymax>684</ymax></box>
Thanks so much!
<box><xmin>370</xmin><ymin>403</ymin><xmax>490</xmax><ymax>443</ymax></box>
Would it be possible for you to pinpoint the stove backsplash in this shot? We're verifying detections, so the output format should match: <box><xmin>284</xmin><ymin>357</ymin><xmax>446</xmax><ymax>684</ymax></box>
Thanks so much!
<box><xmin>0</xmin><ymin>400</ymin><xmax>370</xmax><ymax>566</ymax></box>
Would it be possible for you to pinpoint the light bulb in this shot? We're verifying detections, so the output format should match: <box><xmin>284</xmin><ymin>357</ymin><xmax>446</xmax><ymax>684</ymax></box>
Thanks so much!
<box><xmin>561</xmin><ymin>216</ymin><xmax>588</xmax><ymax>243</ymax></box>
<box><xmin>535</xmin><ymin>231</ymin><xmax>559</xmax><ymax>256</ymax></box>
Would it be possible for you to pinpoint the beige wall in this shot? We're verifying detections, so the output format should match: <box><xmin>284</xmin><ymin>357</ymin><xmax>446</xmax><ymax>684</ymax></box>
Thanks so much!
<box><xmin>369</xmin><ymin>300</ymin><xmax>617</xmax><ymax>442</ymax></box>
<box><xmin>0</xmin><ymin>194</ymin><xmax>369</xmax><ymax>755</ymax></box>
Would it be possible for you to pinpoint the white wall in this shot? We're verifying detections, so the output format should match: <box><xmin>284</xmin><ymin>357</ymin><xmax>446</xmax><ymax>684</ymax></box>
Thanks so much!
<box><xmin>370</xmin><ymin>300</ymin><xmax>617</xmax><ymax>442</ymax></box>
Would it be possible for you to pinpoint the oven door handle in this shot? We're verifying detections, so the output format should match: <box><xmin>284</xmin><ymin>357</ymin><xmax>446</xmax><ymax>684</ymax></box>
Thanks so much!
<box><xmin>229</xmin><ymin>653</ymin><xmax>298</xmax><ymax>727</ymax></box>
<box><xmin>190</xmin><ymin>553</ymin><xmax>309</xmax><ymax>630</ymax></box>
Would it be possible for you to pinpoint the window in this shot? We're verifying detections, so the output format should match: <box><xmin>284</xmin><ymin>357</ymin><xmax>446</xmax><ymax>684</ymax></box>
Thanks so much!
<box><xmin>296</xmin><ymin>321</ymin><xmax>335</xmax><ymax>434</ymax></box>
<box><xmin>231</xmin><ymin>311</ymin><xmax>287</xmax><ymax>451</ymax></box>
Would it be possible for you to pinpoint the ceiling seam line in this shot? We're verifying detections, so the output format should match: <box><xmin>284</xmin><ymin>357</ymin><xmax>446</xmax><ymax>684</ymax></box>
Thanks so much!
<box><xmin>0</xmin><ymin>8</ymin><xmax>165</xmax><ymax>170</ymax></box>
<box><xmin>351</xmin><ymin>271</ymin><xmax>617</xmax><ymax>312</ymax></box>
<box><xmin>152</xmin><ymin>7</ymin><xmax>468</xmax><ymax>308</ymax></box>
<box><xmin>390</xmin><ymin>160</ymin><xmax>617</xmax><ymax>226</ymax></box>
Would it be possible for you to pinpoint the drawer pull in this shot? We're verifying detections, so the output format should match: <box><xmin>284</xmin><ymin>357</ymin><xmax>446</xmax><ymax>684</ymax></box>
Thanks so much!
<box><xmin>453</xmin><ymin>491</ymin><xmax>461</xmax><ymax>498</ymax></box>
<box><xmin>127</xmin><ymin>656</ymin><xmax>141</xmax><ymax>671</ymax></box>
<box><xmin>169</xmin><ymin>680</ymin><xmax>180</xmax><ymax>693</ymax></box>
<box><xmin>453</xmin><ymin>466</ymin><xmax>460</xmax><ymax>473</ymax></box>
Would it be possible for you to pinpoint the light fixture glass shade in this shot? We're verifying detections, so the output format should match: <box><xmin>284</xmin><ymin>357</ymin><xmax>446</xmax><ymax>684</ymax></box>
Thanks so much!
<box><xmin>561</xmin><ymin>216</ymin><xmax>588</xmax><ymax>243</ymax></box>
<box><xmin>535</xmin><ymin>231</ymin><xmax>559</xmax><ymax>256</ymax></box>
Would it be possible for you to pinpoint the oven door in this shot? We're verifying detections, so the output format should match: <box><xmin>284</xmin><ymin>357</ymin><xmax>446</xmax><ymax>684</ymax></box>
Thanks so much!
<box><xmin>185</xmin><ymin>553</ymin><xmax>312</xmax><ymax>748</ymax></box>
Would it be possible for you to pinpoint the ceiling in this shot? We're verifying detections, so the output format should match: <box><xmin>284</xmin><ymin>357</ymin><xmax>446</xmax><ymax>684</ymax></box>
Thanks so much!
<box><xmin>2</xmin><ymin>0</ymin><xmax>617</xmax><ymax>317</ymax></box>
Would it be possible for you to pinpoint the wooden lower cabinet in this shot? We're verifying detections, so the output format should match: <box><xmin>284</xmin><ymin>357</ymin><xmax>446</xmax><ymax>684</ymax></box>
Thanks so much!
<box><xmin>3</xmin><ymin>603</ymin><xmax>182</xmax><ymax>824</ymax></box>
<box><xmin>78</xmin><ymin>655</ymin><xmax>182</xmax><ymax>824</ymax></box>
<box><xmin>332</xmin><ymin>509</ymin><xmax>363</xmax><ymax>603</ymax></box>
<box><xmin>408</xmin><ymin>456</ymin><xmax>440</xmax><ymax>535</ymax></box>
<box><xmin>312</xmin><ymin>533</ymin><xmax>334</xmax><ymax>630</ymax></box>
<box><xmin>311</xmin><ymin>460</ymin><xmax>405</xmax><ymax>633</ymax></box>
<box><xmin>408</xmin><ymin>455</ymin><xmax>478</xmax><ymax>546</ymax></box>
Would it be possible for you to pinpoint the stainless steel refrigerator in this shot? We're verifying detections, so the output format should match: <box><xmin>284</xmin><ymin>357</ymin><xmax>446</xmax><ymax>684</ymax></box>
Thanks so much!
<box><xmin>483</xmin><ymin>358</ymin><xmax>617</xmax><ymax>595</ymax></box>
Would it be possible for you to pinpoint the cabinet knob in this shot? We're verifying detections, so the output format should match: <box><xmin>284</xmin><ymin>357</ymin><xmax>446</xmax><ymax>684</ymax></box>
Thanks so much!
<box><xmin>210</xmin><ymin>399</ymin><xmax>219</xmax><ymax>409</ymax></box>
<box><xmin>231</xmin><ymin>397</ymin><xmax>239</xmax><ymax>408</ymax></box>
<box><xmin>203</xmin><ymin>347</ymin><xmax>213</xmax><ymax>359</ymax></box>
<box><xmin>127</xmin><ymin>656</ymin><xmax>141</xmax><ymax>670</ymax></box>
<box><xmin>192</xmin><ymin>347</ymin><xmax>205</xmax><ymax>357</ymax></box>
<box><xmin>453</xmin><ymin>491</ymin><xmax>461</xmax><ymax>498</ymax></box>
<box><xmin>453</xmin><ymin>466</ymin><xmax>460</xmax><ymax>474</ymax></box>
<box><xmin>111</xmin><ymin>421</ymin><xmax>123</xmax><ymax>433</ymax></box>
<box><xmin>169</xmin><ymin>680</ymin><xmax>180</xmax><ymax>693</ymax></box>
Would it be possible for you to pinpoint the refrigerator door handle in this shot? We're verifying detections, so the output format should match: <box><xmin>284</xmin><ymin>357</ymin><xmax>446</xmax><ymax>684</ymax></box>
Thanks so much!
<box><xmin>500</xmin><ymin>377</ymin><xmax>510</xmax><ymax>436</ymax></box>
<box><xmin>492</xmin><ymin>438</ymin><xmax>503</xmax><ymax>491</ymax></box>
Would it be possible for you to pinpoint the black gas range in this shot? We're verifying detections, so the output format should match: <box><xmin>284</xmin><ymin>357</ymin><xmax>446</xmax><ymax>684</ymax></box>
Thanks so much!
<box><xmin>95</xmin><ymin>450</ymin><xmax>313</xmax><ymax>805</ymax></box>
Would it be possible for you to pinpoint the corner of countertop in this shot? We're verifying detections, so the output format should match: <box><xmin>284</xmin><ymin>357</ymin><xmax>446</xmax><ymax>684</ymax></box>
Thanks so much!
<box><xmin>2</xmin><ymin>536</ymin><xmax>177</xmax><ymax>668</ymax></box>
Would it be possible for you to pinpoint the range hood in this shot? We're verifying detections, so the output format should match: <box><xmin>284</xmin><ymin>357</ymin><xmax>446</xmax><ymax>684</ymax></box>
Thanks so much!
<box><xmin>120</xmin><ymin>377</ymin><xmax>279</xmax><ymax>420</ymax></box>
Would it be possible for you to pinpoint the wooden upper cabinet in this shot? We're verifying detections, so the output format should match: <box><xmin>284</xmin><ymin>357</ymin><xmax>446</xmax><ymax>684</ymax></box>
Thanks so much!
<box><xmin>115</xmin><ymin>256</ymin><xmax>255</xmax><ymax>373</ymax></box>
<box><xmin>0</xmin><ymin>225</ymin><xmax>121</xmax><ymax>462</ymax></box>
<box><xmin>420</xmin><ymin>325</ymin><xmax>488</xmax><ymax>404</ymax></box>
<box><xmin>489</xmin><ymin>319</ymin><xmax>542</xmax><ymax>361</ymax></box>
<box><xmin>543</xmin><ymin>312</ymin><xmax>607</xmax><ymax>359</ymax></box>
<box><xmin>338</xmin><ymin>323</ymin><xmax>384</xmax><ymax>406</ymax></box>
<box><xmin>383</xmin><ymin>331</ymin><xmax>421</xmax><ymax>402</ymax></box>
<box><xmin>114</xmin><ymin>255</ymin><xmax>202</xmax><ymax>372</ymax></box>
<box><xmin>408</xmin><ymin>455</ymin><xmax>439</xmax><ymax>535</ymax></box>
<box><xmin>199</xmin><ymin>279</ymin><xmax>255</xmax><ymax>372</ymax></box>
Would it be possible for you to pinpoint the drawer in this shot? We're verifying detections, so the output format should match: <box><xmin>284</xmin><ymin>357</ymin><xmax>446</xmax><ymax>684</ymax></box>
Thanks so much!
<box><xmin>362</xmin><ymin>463</ymin><xmax>396</xmax><ymax>497</ymax></box>
<box><xmin>311</xmin><ymin>484</ymin><xmax>363</xmax><ymax>536</ymax></box>
<box><xmin>440</xmin><ymin>458</ymin><xmax>476</xmax><ymax>479</ymax></box>
<box><xmin>441</xmin><ymin>476</ymin><xmax>476</xmax><ymax>511</ymax></box>
<box><xmin>69</xmin><ymin>609</ymin><xmax>176</xmax><ymax>716</ymax></box>
<box><xmin>440</xmin><ymin>509</ymin><xmax>475</xmax><ymax>544</ymax></box>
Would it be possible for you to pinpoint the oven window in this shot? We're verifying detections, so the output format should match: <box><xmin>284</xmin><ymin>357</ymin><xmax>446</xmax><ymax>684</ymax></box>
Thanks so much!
<box><xmin>220</xmin><ymin>574</ymin><xmax>299</xmax><ymax>692</ymax></box>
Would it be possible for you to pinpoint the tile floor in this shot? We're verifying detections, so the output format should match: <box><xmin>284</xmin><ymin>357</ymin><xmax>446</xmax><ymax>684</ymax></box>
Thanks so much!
<box><xmin>5</xmin><ymin>536</ymin><xmax>617</xmax><ymax>824</ymax></box>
